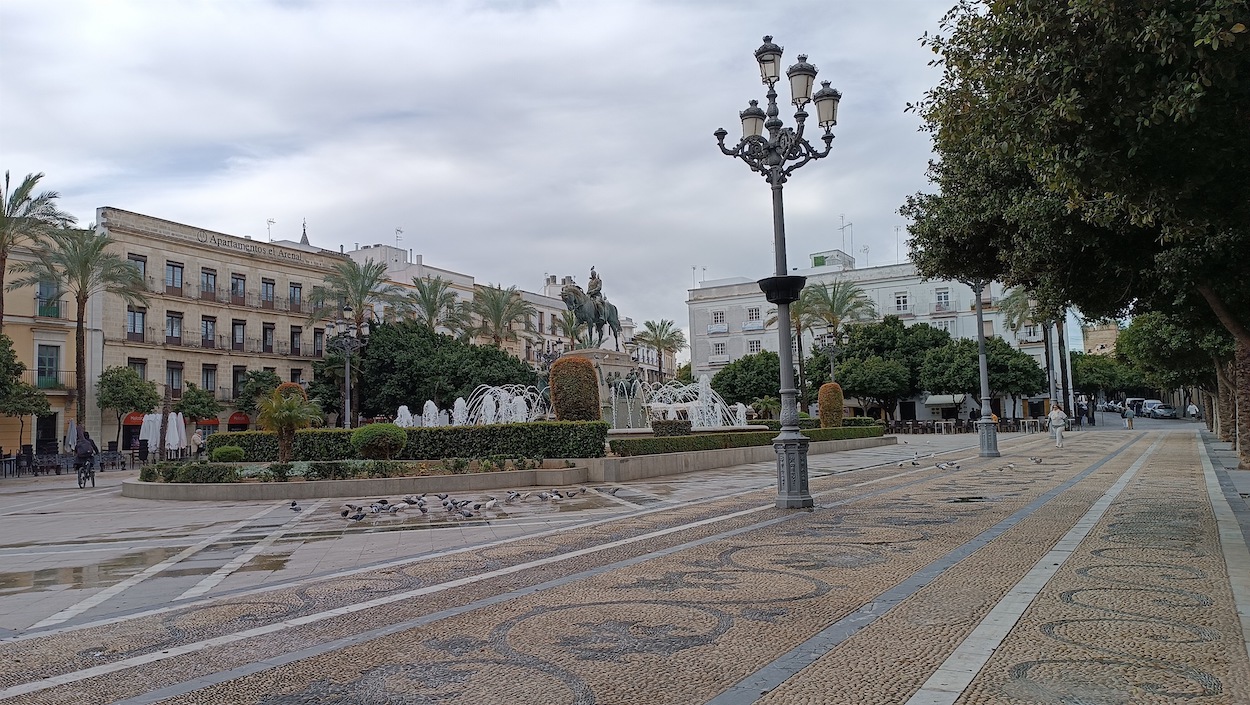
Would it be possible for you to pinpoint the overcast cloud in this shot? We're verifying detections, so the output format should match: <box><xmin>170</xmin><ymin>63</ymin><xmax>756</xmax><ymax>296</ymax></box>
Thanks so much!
<box><xmin>1</xmin><ymin>0</ymin><xmax>947</xmax><ymax>353</ymax></box>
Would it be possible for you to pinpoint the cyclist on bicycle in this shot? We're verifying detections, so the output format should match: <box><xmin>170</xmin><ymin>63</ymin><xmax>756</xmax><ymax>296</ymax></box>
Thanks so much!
<box><xmin>74</xmin><ymin>429</ymin><xmax>98</xmax><ymax>476</ymax></box>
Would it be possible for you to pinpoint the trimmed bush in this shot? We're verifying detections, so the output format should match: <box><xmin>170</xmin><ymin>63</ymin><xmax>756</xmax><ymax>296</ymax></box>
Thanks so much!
<box><xmin>351</xmin><ymin>423</ymin><xmax>408</xmax><ymax>460</ymax></box>
<box><xmin>550</xmin><ymin>357</ymin><xmax>600</xmax><ymax>421</ymax></box>
<box><xmin>651</xmin><ymin>419</ymin><xmax>693</xmax><ymax>437</ymax></box>
<box><xmin>841</xmin><ymin>416</ymin><xmax>880</xmax><ymax>427</ymax></box>
<box><xmin>818</xmin><ymin>383</ymin><xmax>844</xmax><ymax>428</ymax></box>
<box><xmin>609</xmin><ymin>424</ymin><xmax>883</xmax><ymax>456</ymax></box>
<box><xmin>138</xmin><ymin>465</ymin><xmax>158</xmax><ymax>482</ymax></box>
<box><xmin>303</xmin><ymin>461</ymin><xmax>357</xmax><ymax>481</ymax></box>
<box><xmin>172</xmin><ymin>462</ymin><xmax>241</xmax><ymax>483</ymax></box>
<box><xmin>746</xmin><ymin>418</ymin><xmax>821</xmax><ymax>431</ymax></box>
<box><xmin>211</xmin><ymin>445</ymin><xmax>246</xmax><ymax>463</ymax></box>
<box><xmin>294</xmin><ymin>429</ymin><xmax>355</xmax><ymax>460</ymax></box>
<box><xmin>265</xmin><ymin>462</ymin><xmax>292</xmax><ymax>482</ymax></box>
<box><xmin>206</xmin><ymin>431</ymin><xmax>279</xmax><ymax>460</ymax></box>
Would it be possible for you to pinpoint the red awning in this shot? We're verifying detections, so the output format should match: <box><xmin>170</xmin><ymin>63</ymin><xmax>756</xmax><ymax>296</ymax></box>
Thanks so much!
<box><xmin>227</xmin><ymin>412</ymin><xmax>250</xmax><ymax>425</ymax></box>
<box><xmin>196</xmin><ymin>417</ymin><xmax>220</xmax><ymax>426</ymax></box>
<box><xmin>122</xmin><ymin>412</ymin><xmax>146</xmax><ymax>425</ymax></box>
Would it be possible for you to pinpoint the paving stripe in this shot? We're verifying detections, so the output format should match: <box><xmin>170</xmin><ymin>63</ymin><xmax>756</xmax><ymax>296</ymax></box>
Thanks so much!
<box><xmin>901</xmin><ymin>435</ymin><xmax>1163</xmax><ymax>705</ymax></box>
<box><xmin>26</xmin><ymin>503</ymin><xmax>285</xmax><ymax>630</ymax></box>
<box><xmin>705</xmin><ymin>434</ymin><xmax>1145</xmax><ymax>705</ymax></box>
<box><xmin>0</xmin><ymin>454</ymin><xmax>977</xmax><ymax>699</ymax></box>
<box><xmin>176</xmin><ymin>499</ymin><xmax>330</xmax><ymax>600</ymax></box>
<box><xmin>0</xmin><ymin>485</ymin><xmax>118</xmax><ymax>514</ymax></box>
<box><xmin>1199</xmin><ymin>435</ymin><xmax>1250</xmax><ymax>652</ymax></box>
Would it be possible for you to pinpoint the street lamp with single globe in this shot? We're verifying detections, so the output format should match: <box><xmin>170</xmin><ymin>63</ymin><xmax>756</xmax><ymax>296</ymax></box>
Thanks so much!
<box><xmin>327</xmin><ymin>307</ymin><xmax>368</xmax><ymax>430</ymax></box>
<box><xmin>971</xmin><ymin>281</ymin><xmax>1000</xmax><ymax>457</ymax></box>
<box><xmin>714</xmin><ymin>36</ymin><xmax>842</xmax><ymax>509</ymax></box>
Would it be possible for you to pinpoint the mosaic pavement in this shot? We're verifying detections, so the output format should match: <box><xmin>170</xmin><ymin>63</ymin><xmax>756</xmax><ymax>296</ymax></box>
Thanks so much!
<box><xmin>0</xmin><ymin>425</ymin><xmax>1246</xmax><ymax>704</ymax></box>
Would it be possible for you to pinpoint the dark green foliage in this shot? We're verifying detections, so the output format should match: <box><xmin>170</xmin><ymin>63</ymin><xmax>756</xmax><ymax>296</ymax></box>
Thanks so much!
<box><xmin>651</xmin><ymin>420</ymin><xmax>692</xmax><ymax>437</ymax></box>
<box><xmin>173</xmin><ymin>382</ymin><xmax>222</xmax><ymax>423</ymax></box>
<box><xmin>746</xmin><ymin>418</ymin><xmax>821</xmax><ymax>431</ymax></box>
<box><xmin>818</xmin><ymin>383</ymin><xmax>844</xmax><ymax>428</ymax></box>
<box><xmin>235</xmin><ymin>369</ymin><xmax>282</xmax><ymax>418</ymax></box>
<box><xmin>210</xmin><ymin>445</ymin><xmax>246</xmax><ymax>463</ymax></box>
<box><xmin>549</xmin><ymin>357</ymin><xmax>600</xmax><ymax>421</ymax></box>
<box><xmin>263</xmin><ymin>463</ymin><xmax>292</xmax><ymax>482</ymax></box>
<box><xmin>711</xmin><ymin>351</ymin><xmax>780</xmax><ymax>406</ymax></box>
<box><xmin>353</xmin><ymin>320</ymin><xmax>540</xmax><ymax>415</ymax></box>
<box><xmin>303</xmin><ymin>461</ymin><xmax>356</xmax><ymax>481</ymax></box>
<box><xmin>156</xmin><ymin>461</ymin><xmax>182</xmax><ymax>483</ymax></box>
<box><xmin>841</xmin><ymin>416</ymin><xmax>880</xmax><ymax>427</ymax></box>
<box><xmin>350</xmin><ymin>423</ymin><xmax>408</xmax><ymax>460</ymax></box>
<box><xmin>95</xmin><ymin>364</ymin><xmax>159</xmax><ymax>445</ymax></box>
<box><xmin>205</xmin><ymin>421</ymin><xmax>609</xmax><ymax>461</ymax></box>
<box><xmin>609</xmin><ymin>425</ymin><xmax>883</xmax><ymax>456</ymax></box>
<box><xmin>138</xmin><ymin>464</ymin><xmax>158</xmax><ymax>482</ymax></box>
<box><xmin>172</xmin><ymin>463</ymin><xmax>240</xmax><ymax>483</ymax></box>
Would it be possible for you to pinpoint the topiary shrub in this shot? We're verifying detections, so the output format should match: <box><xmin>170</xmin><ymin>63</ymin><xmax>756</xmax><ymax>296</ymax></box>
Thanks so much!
<box><xmin>138</xmin><ymin>465</ymin><xmax>158</xmax><ymax>482</ymax></box>
<box><xmin>550</xmin><ymin>356</ymin><xmax>600</xmax><ymax>421</ymax></box>
<box><xmin>173</xmin><ymin>462</ymin><xmax>240</xmax><ymax>483</ymax></box>
<box><xmin>651</xmin><ymin>419</ymin><xmax>693</xmax><ymax>437</ymax></box>
<box><xmin>351</xmin><ymin>423</ymin><xmax>408</xmax><ymax>460</ymax></box>
<box><xmin>818</xmin><ymin>383</ymin><xmax>844</xmax><ymax>428</ymax></box>
<box><xmin>841</xmin><ymin>416</ymin><xmax>879</xmax><ymax>427</ymax></box>
<box><xmin>211</xmin><ymin>445</ymin><xmax>246</xmax><ymax>463</ymax></box>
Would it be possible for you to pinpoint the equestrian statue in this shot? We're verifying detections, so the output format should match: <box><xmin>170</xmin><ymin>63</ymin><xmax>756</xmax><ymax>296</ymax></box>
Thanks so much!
<box><xmin>561</xmin><ymin>266</ymin><xmax>622</xmax><ymax>350</ymax></box>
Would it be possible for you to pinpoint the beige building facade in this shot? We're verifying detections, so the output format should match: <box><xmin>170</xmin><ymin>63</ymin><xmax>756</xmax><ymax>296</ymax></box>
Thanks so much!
<box><xmin>94</xmin><ymin>208</ymin><xmax>350</xmax><ymax>446</ymax></box>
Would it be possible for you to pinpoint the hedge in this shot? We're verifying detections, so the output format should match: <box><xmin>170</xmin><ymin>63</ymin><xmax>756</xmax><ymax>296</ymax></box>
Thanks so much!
<box><xmin>204</xmin><ymin>421</ymin><xmax>609</xmax><ymax>461</ymax></box>
<box><xmin>651</xmin><ymin>419</ymin><xmax>693</xmax><ymax>437</ymax></box>
<box><xmin>351</xmin><ymin>423</ymin><xmax>407</xmax><ymax>460</ymax></box>
<box><xmin>746</xmin><ymin>418</ymin><xmax>821</xmax><ymax>431</ymax></box>
<box><xmin>841</xmin><ymin>416</ymin><xmax>882</xmax><ymax>427</ymax></box>
<box><xmin>211</xmin><ymin>445</ymin><xmax>246</xmax><ymax>463</ymax></box>
<box><xmin>608</xmin><ymin>425</ymin><xmax>883</xmax><ymax>456</ymax></box>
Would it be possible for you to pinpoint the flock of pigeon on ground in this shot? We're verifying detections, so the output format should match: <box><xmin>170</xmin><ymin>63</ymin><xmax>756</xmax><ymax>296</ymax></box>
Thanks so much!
<box><xmin>287</xmin><ymin>489</ymin><xmax>592</xmax><ymax>522</ymax></box>
<box><xmin>897</xmin><ymin>450</ymin><xmax>1047</xmax><ymax>472</ymax></box>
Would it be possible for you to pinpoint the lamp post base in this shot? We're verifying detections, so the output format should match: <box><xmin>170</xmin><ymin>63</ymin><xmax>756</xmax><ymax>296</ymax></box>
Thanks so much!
<box><xmin>977</xmin><ymin>420</ymin><xmax>1000</xmax><ymax>457</ymax></box>
<box><xmin>774</xmin><ymin>431</ymin><xmax>813</xmax><ymax>508</ymax></box>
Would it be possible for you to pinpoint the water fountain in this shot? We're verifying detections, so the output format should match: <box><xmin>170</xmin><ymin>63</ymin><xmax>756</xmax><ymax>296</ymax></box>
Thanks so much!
<box><xmin>462</xmin><ymin>384</ymin><xmax>548</xmax><ymax>425</ymax></box>
<box><xmin>422</xmin><ymin>400</ymin><xmax>440</xmax><ymax>427</ymax></box>
<box><xmin>643</xmin><ymin>375</ymin><xmax>741</xmax><ymax>428</ymax></box>
<box><xmin>453</xmin><ymin>398</ymin><xmax>468</xmax><ymax>426</ymax></box>
<box><xmin>394</xmin><ymin>405</ymin><xmax>415</xmax><ymax>428</ymax></box>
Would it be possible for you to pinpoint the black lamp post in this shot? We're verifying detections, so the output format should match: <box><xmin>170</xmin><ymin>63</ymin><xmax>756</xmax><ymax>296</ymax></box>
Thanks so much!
<box><xmin>972</xmin><ymin>281</ymin><xmax>1000</xmax><ymax>457</ymax></box>
<box><xmin>715</xmin><ymin>36</ymin><xmax>842</xmax><ymax>509</ymax></box>
<box><xmin>327</xmin><ymin>307</ymin><xmax>368</xmax><ymax>430</ymax></box>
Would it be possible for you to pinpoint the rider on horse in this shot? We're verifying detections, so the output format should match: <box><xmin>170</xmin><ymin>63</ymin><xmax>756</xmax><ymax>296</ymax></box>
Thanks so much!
<box><xmin>587</xmin><ymin>266</ymin><xmax>606</xmax><ymax>323</ymax></box>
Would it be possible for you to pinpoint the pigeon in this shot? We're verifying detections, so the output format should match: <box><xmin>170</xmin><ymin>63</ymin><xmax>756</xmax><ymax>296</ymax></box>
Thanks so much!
<box><xmin>519</xmin><ymin>492</ymin><xmax>531</xmax><ymax>501</ymax></box>
<box><xmin>481</xmin><ymin>498</ymin><xmax>498</xmax><ymax>511</ymax></box>
<box><xmin>416</xmin><ymin>504</ymin><xmax>429</xmax><ymax>515</ymax></box>
<box><xmin>347</xmin><ymin>512</ymin><xmax>367</xmax><ymax>522</ymax></box>
<box><xmin>1029</xmin><ymin>457</ymin><xmax>1043</xmax><ymax>464</ymax></box>
<box><xmin>549</xmin><ymin>489</ymin><xmax>565</xmax><ymax>498</ymax></box>
<box><xmin>505</xmin><ymin>491</ymin><xmax>522</xmax><ymax>502</ymax></box>
<box><xmin>564</xmin><ymin>490</ymin><xmax>582</xmax><ymax>498</ymax></box>
<box><xmin>600</xmin><ymin>487</ymin><xmax>622</xmax><ymax>496</ymax></box>
<box><xmin>457</xmin><ymin>508</ymin><xmax>475</xmax><ymax>518</ymax></box>
<box><xmin>910</xmin><ymin>460</ymin><xmax>920</xmax><ymax>466</ymax></box>
<box><xmin>290</xmin><ymin>501</ymin><xmax>302</xmax><ymax>512</ymax></box>
<box><xmin>937</xmin><ymin>462</ymin><xmax>950</xmax><ymax>470</ymax></box>
<box><xmin>435</xmin><ymin>493</ymin><xmax>449</xmax><ymax>501</ymax></box>
<box><xmin>898</xmin><ymin>461</ymin><xmax>906</xmax><ymax>467</ymax></box>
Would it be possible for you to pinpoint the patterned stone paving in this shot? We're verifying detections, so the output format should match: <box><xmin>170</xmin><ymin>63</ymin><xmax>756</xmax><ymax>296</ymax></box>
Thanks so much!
<box><xmin>1</xmin><ymin>429</ymin><xmax>1246</xmax><ymax>704</ymax></box>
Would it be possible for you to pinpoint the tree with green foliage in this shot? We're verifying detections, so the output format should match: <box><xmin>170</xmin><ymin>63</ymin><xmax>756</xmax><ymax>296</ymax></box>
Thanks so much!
<box><xmin>96</xmin><ymin>365</ymin><xmax>160</xmax><ymax>445</ymax></box>
<box><xmin>751</xmin><ymin>395</ymin><xmax>781</xmax><ymax>420</ymax></box>
<box><xmin>711</xmin><ymin>351</ymin><xmax>780</xmax><ymax>406</ymax></box>
<box><xmin>802</xmin><ymin>280</ymin><xmax>878</xmax><ymax>381</ymax></box>
<box><xmin>766</xmin><ymin>295</ymin><xmax>818</xmax><ymax>408</ymax></box>
<box><xmin>0</xmin><ymin>332</ymin><xmax>51</xmax><ymax>446</ymax></box>
<box><xmin>408</xmin><ymin>275</ymin><xmax>468</xmax><ymax>336</ymax></box>
<box><xmin>234</xmin><ymin>369</ymin><xmax>283</xmax><ymax>418</ymax></box>
<box><xmin>632</xmin><ymin>319</ymin><xmax>687</xmax><ymax>381</ymax></box>
<box><xmin>353</xmin><ymin>320</ymin><xmax>540</xmax><ymax>415</ymax></box>
<box><xmin>256</xmin><ymin>389</ymin><xmax>322</xmax><ymax>463</ymax></box>
<box><xmin>838</xmin><ymin>356</ymin><xmax>910</xmax><ymax>420</ymax></box>
<box><xmin>0</xmin><ymin>171</ymin><xmax>76</xmax><ymax>333</ymax></box>
<box><xmin>9</xmin><ymin>227</ymin><xmax>148</xmax><ymax>427</ymax></box>
<box><xmin>467</xmin><ymin>284</ymin><xmax>537</xmax><ymax>348</ymax></box>
<box><xmin>810</xmin><ymin>317</ymin><xmax>952</xmax><ymax>401</ymax></box>
<box><xmin>173</xmin><ymin>383</ymin><xmax>223</xmax><ymax>425</ymax></box>
<box><xmin>673</xmin><ymin>362</ymin><xmax>693</xmax><ymax>385</ymax></box>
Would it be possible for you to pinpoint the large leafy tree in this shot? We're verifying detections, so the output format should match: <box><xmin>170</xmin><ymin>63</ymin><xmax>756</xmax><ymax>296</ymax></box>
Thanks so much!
<box><xmin>467</xmin><ymin>284</ymin><xmax>537</xmax><ymax>348</ymax></box>
<box><xmin>810</xmin><ymin>317</ymin><xmax>952</xmax><ymax>401</ymax></box>
<box><xmin>837</xmin><ymin>356</ymin><xmax>909</xmax><ymax>420</ymax></box>
<box><xmin>802</xmin><ymin>280</ymin><xmax>878</xmax><ymax>380</ymax></box>
<box><xmin>96</xmin><ymin>365</ymin><xmax>160</xmax><ymax>445</ymax></box>
<box><xmin>711</xmin><ymin>351</ymin><xmax>780</xmax><ymax>406</ymax></box>
<box><xmin>0</xmin><ymin>172</ymin><xmax>76</xmax><ymax>332</ymax></box>
<box><xmin>173</xmin><ymin>383</ymin><xmax>223</xmax><ymax>425</ymax></box>
<box><xmin>355</xmin><ymin>320</ymin><xmax>540</xmax><ymax>413</ymax></box>
<box><xmin>234</xmin><ymin>369</ymin><xmax>282</xmax><ymax>418</ymax></box>
<box><xmin>631</xmin><ymin>319</ymin><xmax>688</xmax><ymax>381</ymax></box>
<box><xmin>0</xmin><ymin>333</ymin><xmax>51</xmax><ymax>446</ymax></box>
<box><xmin>766</xmin><ymin>295</ymin><xmax>819</xmax><ymax>408</ymax></box>
<box><xmin>8</xmin><ymin>227</ymin><xmax>148</xmax><ymax>427</ymax></box>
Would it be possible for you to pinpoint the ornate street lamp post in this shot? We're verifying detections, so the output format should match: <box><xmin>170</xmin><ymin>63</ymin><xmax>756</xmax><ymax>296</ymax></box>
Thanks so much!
<box><xmin>328</xmin><ymin>307</ymin><xmax>368</xmax><ymax>430</ymax></box>
<box><xmin>715</xmin><ymin>36</ymin><xmax>842</xmax><ymax>509</ymax></box>
<box><xmin>972</xmin><ymin>281</ymin><xmax>1000</xmax><ymax>457</ymax></box>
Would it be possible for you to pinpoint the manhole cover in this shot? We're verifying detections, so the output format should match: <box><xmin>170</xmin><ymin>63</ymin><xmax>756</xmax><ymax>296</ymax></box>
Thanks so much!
<box><xmin>947</xmin><ymin>496</ymin><xmax>986</xmax><ymax>503</ymax></box>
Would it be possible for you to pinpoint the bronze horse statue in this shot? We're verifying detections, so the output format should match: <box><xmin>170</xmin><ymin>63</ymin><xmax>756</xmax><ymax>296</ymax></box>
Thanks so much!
<box><xmin>561</xmin><ymin>284</ymin><xmax>621</xmax><ymax>351</ymax></box>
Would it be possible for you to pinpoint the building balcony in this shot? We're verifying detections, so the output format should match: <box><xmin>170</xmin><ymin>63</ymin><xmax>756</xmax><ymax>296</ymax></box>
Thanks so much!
<box><xmin>28</xmin><ymin>369</ymin><xmax>75</xmax><ymax>390</ymax></box>
<box><xmin>741</xmin><ymin>320</ymin><xmax>764</xmax><ymax>331</ymax></box>
<box><xmin>930</xmin><ymin>301</ymin><xmax>959</xmax><ymax>316</ymax></box>
<box><xmin>971</xmin><ymin>297</ymin><xmax>1000</xmax><ymax>310</ymax></box>
<box><xmin>707</xmin><ymin>323</ymin><xmax>729</xmax><ymax>334</ymax></box>
<box><xmin>708</xmin><ymin>354</ymin><xmax>730</xmax><ymax>365</ymax></box>
<box><xmin>34</xmin><ymin>298</ymin><xmax>72</xmax><ymax>320</ymax></box>
<box><xmin>218</xmin><ymin>386</ymin><xmax>232</xmax><ymax>400</ymax></box>
<box><xmin>893</xmin><ymin>306</ymin><xmax>915</xmax><ymax>318</ymax></box>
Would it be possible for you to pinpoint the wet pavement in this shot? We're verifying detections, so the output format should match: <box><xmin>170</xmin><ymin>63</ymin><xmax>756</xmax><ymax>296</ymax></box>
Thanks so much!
<box><xmin>0</xmin><ymin>420</ymin><xmax>1245</xmax><ymax>704</ymax></box>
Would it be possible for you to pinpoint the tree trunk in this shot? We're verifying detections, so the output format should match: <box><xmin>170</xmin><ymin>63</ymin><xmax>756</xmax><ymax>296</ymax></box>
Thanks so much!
<box><xmin>1205</xmin><ymin>394</ymin><xmax>1216</xmax><ymax>435</ymax></box>
<box><xmin>1056</xmin><ymin>316</ymin><xmax>1071</xmax><ymax>412</ymax></box>
<box><xmin>1197</xmin><ymin>283</ymin><xmax>1250</xmax><ymax>352</ymax></box>
<box><xmin>76</xmin><ymin>296</ymin><xmax>88</xmax><ymax>428</ymax></box>
<box><xmin>1217</xmin><ymin>368</ymin><xmax>1235</xmax><ymax>443</ymax></box>
<box><xmin>1236</xmin><ymin>341</ymin><xmax>1249</xmax><ymax>469</ymax></box>
<box><xmin>116</xmin><ymin>411</ymin><xmax>123</xmax><ymax>446</ymax></box>
<box><xmin>1042</xmin><ymin>325</ymin><xmax>1054</xmax><ymax>401</ymax></box>
<box><xmin>0</xmin><ymin>253</ymin><xmax>7</xmax><ymax>336</ymax></box>
<box><xmin>157</xmin><ymin>386</ymin><xmax>171</xmax><ymax>460</ymax></box>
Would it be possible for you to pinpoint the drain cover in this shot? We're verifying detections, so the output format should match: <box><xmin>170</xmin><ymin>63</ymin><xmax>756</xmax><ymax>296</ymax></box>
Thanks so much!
<box><xmin>947</xmin><ymin>496</ymin><xmax>986</xmax><ymax>503</ymax></box>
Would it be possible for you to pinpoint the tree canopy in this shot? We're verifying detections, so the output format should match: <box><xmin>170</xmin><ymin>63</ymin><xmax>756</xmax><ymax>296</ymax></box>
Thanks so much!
<box><xmin>235</xmin><ymin>369</ymin><xmax>283</xmax><ymax>417</ymax></box>
<box><xmin>173</xmin><ymin>382</ymin><xmax>223</xmax><ymax>424</ymax></box>
<box><xmin>96</xmin><ymin>365</ymin><xmax>160</xmax><ymax>444</ymax></box>
<box><xmin>711</xmin><ymin>351</ymin><xmax>780</xmax><ymax>406</ymax></box>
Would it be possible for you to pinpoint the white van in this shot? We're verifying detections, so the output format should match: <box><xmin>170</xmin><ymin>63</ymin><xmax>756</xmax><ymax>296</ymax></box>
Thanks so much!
<box><xmin>1143</xmin><ymin>399</ymin><xmax>1164</xmax><ymax>415</ymax></box>
<box><xmin>1124</xmin><ymin>398</ymin><xmax>1146</xmax><ymax>415</ymax></box>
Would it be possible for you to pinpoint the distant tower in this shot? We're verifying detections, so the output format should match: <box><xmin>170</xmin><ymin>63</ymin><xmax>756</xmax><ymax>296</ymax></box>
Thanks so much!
<box><xmin>300</xmin><ymin>219</ymin><xmax>310</xmax><ymax>246</ymax></box>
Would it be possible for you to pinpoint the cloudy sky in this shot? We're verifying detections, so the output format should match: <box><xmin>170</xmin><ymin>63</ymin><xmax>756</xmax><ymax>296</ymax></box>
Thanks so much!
<box><xmin>1</xmin><ymin>0</ymin><xmax>947</xmax><ymax>350</ymax></box>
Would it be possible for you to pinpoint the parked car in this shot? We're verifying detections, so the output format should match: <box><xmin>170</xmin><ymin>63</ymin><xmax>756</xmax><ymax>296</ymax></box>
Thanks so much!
<box><xmin>1150</xmin><ymin>404</ymin><xmax>1178</xmax><ymax>419</ymax></box>
<box><xmin>1142</xmin><ymin>399</ymin><xmax>1164</xmax><ymax>415</ymax></box>
<box><xmin>1097</xmin><ymin>401</ymin><xmax>1123</xmax><ymax>413</ymax></box>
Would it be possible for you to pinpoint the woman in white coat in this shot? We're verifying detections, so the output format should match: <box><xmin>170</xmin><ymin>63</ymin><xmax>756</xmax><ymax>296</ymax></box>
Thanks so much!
<box><xmin>1048</xmin><ymin>404</ymin><xmax>1069</xmax><ymax>448</ymax></box>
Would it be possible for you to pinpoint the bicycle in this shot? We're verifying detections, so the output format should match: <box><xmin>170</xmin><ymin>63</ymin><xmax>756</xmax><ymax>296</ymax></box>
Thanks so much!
<box><xmin>76</xmin><ymin>457</ymin><xmax>95</xmax><ymax>488</ymax></box>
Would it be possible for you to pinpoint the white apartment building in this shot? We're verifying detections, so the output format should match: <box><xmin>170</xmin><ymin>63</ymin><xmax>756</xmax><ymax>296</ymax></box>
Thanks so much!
<box><xmin>687</xmin><ymin>249</ymin><xmax>1070</xmax><ymax>419</ymax></box>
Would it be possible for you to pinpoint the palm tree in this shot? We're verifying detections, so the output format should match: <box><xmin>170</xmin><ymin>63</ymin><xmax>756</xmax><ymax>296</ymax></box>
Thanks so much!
<box><xmin>8</xmin><ymin>227</ymin><xmax>147</xmax><ymax>427</ymax></box>
<box><xmin>0</xmin><ymin>172</ymin><xmax>76</xmax><ymax>332</ymax></box>
<box><xmin>408</xmin><ymin>275</ymin><xmax>464</xmax><ymax>335</ymax></box>
<box><xmin>309</xmin><ymin>258</ymin><xmax>408</xmax><ymax>426</ymax></box>
<box><xmin>802</xmin><ymin>280</ymin><xmax>878</xmax><ymax>381</ymax></box>
<box><xmin>467</xmin><ymin>284</ymin><xmax>537</xmax><ymax>347</ymax></box>
<box><xmin>554</xmin><ymin>309</ymin><xmax>583</xmax><ymax>348</ymax></box>
<box><xmin>256</xmin><ymin>388</ymin><xmax>322</xmax><ymax>463</ymax></box>
<box><xmin>767</xmin><ymin>295</ymin><xmax>819</xmax><ymax>409</ymax></box>
<box><xmin>632</xmin><ymin>319</ymin><xmax>688</xmax><ymax>381</ymax></box>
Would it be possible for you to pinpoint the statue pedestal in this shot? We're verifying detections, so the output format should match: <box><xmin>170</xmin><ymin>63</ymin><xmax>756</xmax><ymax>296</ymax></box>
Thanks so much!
<box><xmin>561</xmin><ymin>349</ymin><xmax>641</xmax><ymax>428</ymax></box>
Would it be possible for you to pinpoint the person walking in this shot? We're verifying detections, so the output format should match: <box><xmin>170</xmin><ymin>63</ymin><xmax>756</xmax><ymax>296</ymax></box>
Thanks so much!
<box><xmin>1123</xmin><ymin>405</ymin><xmax>1135</xmax><ymax>429</ymax></box>
<box><xmin>1048</xmin><ymin>404</ymin><xmax>1068</xmax><ymax>448</ymax></box>
<box><xmin>190</xmin><ymin>430</ymin><xmax>203</xmax><ymax>459</ymax></box>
